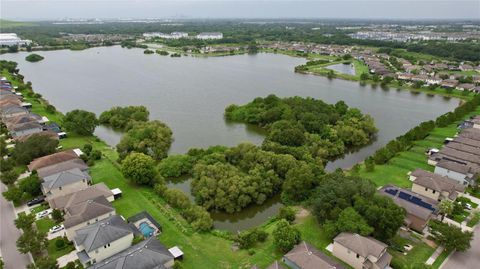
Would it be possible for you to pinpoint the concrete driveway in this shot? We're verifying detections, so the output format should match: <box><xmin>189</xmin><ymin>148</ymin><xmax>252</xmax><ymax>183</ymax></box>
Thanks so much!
<box><xmin>441</xmin><ymin>225</ymin><xmax>480</xmax><ymax>269</ymax></box>
<box><xmin>57</xmin><ymin>250</ymin><xmax>78</xmax><ymax>267</ymax></box>
<box><xmin>0</xmin><ymin>183</ymin><xmax>32</xmax><ymax>269</ymax></box>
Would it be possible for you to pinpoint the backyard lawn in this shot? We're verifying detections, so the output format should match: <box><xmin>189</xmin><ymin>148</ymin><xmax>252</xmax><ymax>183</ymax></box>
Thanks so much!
<box><xmin>47</xmin><ymin>238</ymin><xmax>75</xmax><ymax>260</ymax></box>
<box><xmin>389</xmin><ymin>234</ymin><xmax>436</xmax><ymax>269</ymax></box>
<box><xmin>356</xmin><ymin>106</ymin><xmax>480</xmax><ymax>188</ymax></box>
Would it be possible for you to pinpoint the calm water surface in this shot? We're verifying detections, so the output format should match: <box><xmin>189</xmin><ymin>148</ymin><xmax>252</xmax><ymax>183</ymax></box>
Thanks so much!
<box><xmin>1</xmin><ymin>46</ymin><xmax>459</xmax><ymax>231</ymax></box>
<box><xmin>325</xmin><ymin>62</ymin><xmax>356</xmax><ymax>76</ymax></box>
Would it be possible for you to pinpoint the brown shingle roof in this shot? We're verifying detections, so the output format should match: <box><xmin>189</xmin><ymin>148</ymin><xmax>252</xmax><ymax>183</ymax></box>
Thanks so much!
<box><xmin>411</xmin><ymin>169</ymin><xmax>465</xmax><ymax>199</ymax></box>
<box><xmin>37</xmin><ymin>158</ymin><xmax>88</xmax><ymax>178</ymax></box>
<box><xmin>48</xmin><ymin>183</ymin><xmax>113</xmax><ymax>209</ymax></box>
<box><xmin>284</xmin><ymin>241</ymin><xmax>345</xmax><ymax>269</ymax></box>
<box><xmin>334</xmin><ymin>233</ymin><xmax>387</xmax><ymax>259</ymax></box>
<box><xmin>28</xmin><ymin>150</ymin><xmax>79</xmax><ymax>171</ymax></box>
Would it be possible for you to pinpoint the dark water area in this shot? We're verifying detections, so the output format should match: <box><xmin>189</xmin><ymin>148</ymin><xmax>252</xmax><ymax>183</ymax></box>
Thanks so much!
<box><xmin>1</xmin><ymin>46</ymin><xmax>459</xmax><ymax>231</ymax></box>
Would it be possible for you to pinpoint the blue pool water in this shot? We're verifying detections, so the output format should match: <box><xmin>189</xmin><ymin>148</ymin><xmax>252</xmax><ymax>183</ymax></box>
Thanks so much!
<box><xmin>139</xmin><ymin>222</ymin><xmax>155</xmax><ymax>237</ymax></box>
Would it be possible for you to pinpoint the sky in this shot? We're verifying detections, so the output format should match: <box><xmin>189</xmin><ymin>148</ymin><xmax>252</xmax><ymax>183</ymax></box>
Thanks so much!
<box><xmin>1</xmin><ymin>0</ymin><xmax>479</xmax><ymax>21</ymax></box>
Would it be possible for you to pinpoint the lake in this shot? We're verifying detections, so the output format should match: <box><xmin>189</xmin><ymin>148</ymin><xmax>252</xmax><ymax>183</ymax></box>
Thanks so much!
<box><xmin>1</xmin><ymin>46</ymin><xmax>459</xmax><ymax>231</ymax></box>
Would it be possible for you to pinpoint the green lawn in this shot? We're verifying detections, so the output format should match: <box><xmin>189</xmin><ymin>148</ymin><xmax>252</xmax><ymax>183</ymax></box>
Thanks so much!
<box><xmin>432</xmin><ymin>249</ymin><xmax>451</xmax><ymax>269</ymax></box>
<box><xmin>355</xmin><ymin>106</ymin><xmax>480</xmax><ymax>187</ymax></box>
<box><xmin>389</xmin><ymin>235</ymin><xmax>435</xmax><ymax>269</ymax></box>
<box><xmin>467</xmin><ymin>212</ymin><xmax>480</xmax><ymax>227</ymax></box>
<box><xmin>47</xmin><ymin>239</ymin><xmax>75</xmax><ymax>260</ymax></box>
<box><xmin>36</xmin><ymin>218</ymin><xmax>55</xmax><ymax>235</ymax></box>
<box><xmin>30</xmin><ymin>204</ymin><xmax>49</xmax><ymax>214</ymax></box>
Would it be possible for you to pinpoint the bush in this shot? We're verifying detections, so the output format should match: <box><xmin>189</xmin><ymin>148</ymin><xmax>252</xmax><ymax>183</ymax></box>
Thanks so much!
<box><xmin>158</xmin><ymin>155</ymin><xmax>194</xmax><ymax>177</ymax></box>
<box><xmin>163</xmin><ymin>189</ymin><xmax>191</xmax><ymax>210</ymax></box>
<box><xmin>278</xmin><ymin>206</ymin><xmax>296</xmax><ymax>223</ymax></box>
<box><xmin>55</xmin><ymin>238</ymin><xmax>66</xmax><ymax>250</ymax></box>
<box><xmin>0</xmin><ymin>170</ymin><xmax>18</xmax><ymax>185</ymax></box>
<box><xmin>25</xmin><ymin>53</ymin><xmax>44</xmax><ymax>62</ymax></box>
<box><xmin>121</xmin><ymin>153</ymin><xmax>157</xmax><ymax>185</ymax></box>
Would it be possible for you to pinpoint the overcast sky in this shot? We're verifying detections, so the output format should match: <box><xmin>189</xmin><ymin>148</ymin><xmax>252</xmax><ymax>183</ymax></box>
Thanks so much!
<box><xmin>1</xmin><ymin>0</ymin><xmax>479</xmax><ymax>21</ymax></box>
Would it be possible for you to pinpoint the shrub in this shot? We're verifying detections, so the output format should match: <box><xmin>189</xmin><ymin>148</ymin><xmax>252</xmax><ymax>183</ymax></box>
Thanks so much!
<box><xmin>55</xmin><ymin>238</ymin><xmax>66</xmax><ymax>250</ymax></box>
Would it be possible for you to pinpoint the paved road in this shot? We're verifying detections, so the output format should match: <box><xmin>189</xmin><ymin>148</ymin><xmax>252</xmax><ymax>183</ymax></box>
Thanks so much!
<box><xmin>0</xmin><ymin>183</ymin><xmax>32</xmax><ymax>269</ymax></box>
<box><xmin>442</xmin><ymin>225</ymin><xmax>480</xmax><ymax>269</ymax></box>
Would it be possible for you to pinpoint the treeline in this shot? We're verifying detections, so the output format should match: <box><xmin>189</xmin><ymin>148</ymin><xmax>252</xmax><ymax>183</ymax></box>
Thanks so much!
<box><xmin>225</xmin><ymin>95</ymin><xmax>377</xmax><ymax>163</ymax></box>
<box><xmin>8</xmin><ymin>21</ymin><xmax>479</xmax><ymax>61</ymax></box>
<box><xmin>368</xmin><ymin>94</ymin><xmax>480</xmax><ymax>166</ymax></box>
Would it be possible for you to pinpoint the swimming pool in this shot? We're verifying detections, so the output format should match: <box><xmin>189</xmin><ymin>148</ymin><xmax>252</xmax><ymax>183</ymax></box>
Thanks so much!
<box><xmin>139</xmin><ymin>221</ymin><xmax>155</xmax><ymax>237</ymax></box>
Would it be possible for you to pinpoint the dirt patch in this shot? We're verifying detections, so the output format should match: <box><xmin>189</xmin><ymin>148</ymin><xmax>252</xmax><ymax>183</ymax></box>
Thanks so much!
<box><xmin>295</xmin><ymin>207</ymin><xmax>310</xmax><ymax>223</ymax></box>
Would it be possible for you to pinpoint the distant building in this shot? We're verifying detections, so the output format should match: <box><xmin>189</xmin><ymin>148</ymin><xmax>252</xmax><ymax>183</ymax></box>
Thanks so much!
<box><xmin>196</xmin><ymin>32</ymin><xmax>223</xmax><ymax>40</ymax></box>
<box><xmin>0</xmin><ymin>33</ymin><xmax>31</xmax><ymax>46</ymax></box>
<box><xmin>142</xmin><ymin>32</ymin><xmax>188</xmax><ymax>39</ymax></box>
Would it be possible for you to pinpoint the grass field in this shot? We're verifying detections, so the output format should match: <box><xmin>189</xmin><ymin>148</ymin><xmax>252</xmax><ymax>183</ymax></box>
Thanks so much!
<box><xmin>389</xmin><ymin>234</ymin><xmax>436</xmax><ymax>269</ymax></box>
<box><xmin>0</xmin><ymin>19</ymin><xmax>35</xmax><ymax>28</ymax></box>
<box><xmin>36</xmin><ymin>218</ymin><xmax>56</xmax><ymax>235</ymax></box>
<box><xmin>47</xmin><ymin>239</ymin><xmax>75</xmax><ymax>260</ymax></box>
<box><xmin>355</xmin><ymin>106</ymin><xmax>480</xmax><ymax>188</ymax></box>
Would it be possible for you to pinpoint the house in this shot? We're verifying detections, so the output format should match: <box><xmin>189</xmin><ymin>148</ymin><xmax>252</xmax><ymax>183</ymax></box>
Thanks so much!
<box><xmin>0</xmin><ymin>104</ymin><xmax>29</xmax><ymax>119</ymax></box>
<box><xmin>64</xmin><ymin>196</ymin><xmax>116</xmax><ymax>240</ymax></box>
<box><xmin>41</xmin><ymin>168</ymin><xmax>91</xmax><ymax>198</ymax></box>
<box><xmin>9</xmin><ymin>121</ymin><xmax>43</xmax><ymax>138</ymax></box>
<box><xmin>37</xmin><ymin>158</ymin><xmax>89</xmax><ymax>178</ymax></box>
<box><xmin>332</xmin><ymin>233</ymin><xmax>392</xmax><ymax>269</ymax></box>
<box><xmin>283</xmin><ymin>241</ymin><xmax>346</xmax><ymax>269</ymax></box>
<box><xmin>456</xmin><ymin>83</ymin><xmax>475</xmax><ymax>91</ymax></box>
<box><xmin>410</xmin><ymin>169</ymin><xmax>465</xmax><ymax>201</ymax></box>
<box><xmin>440</xmin><ymin>79</ymin><xmax>459</xmax><ymax>88</ymax></box>
<box><xmin>28</xmin><ymin>149</ymin><xmax>81</xmax><ymax>171</ymax></box>
<box><xmin>434</xmin><ymin>160</ymin><xmax>479</xmax><ymax>186</ymax></box>
<box><xmin>196</xmin><ymin>32</ymin><xmax>223</xmax><ymax>40</ymax></box>
<box><xmin>48</xmin><ymin>183</ymin><xmax>114</xmax><ymax>210</ymax></box>
<box><xmin>14</xmin><ymin>131</ymin><xmax>59</xmax><ymax>143</ymax></box>
<box><xmin>426</xmin><ymin>77</ymin><xmax>442</xmax><ymax>85</ymax></box>
<box><xmin>4</xmin><ymin>114</ymin><xmax>43</xmax><ymax>129</ymax></box>
<box><xmin>459</xmin><ymin>64</ymin><xmax>474</xmax><ymax>71</ymax></box>
<box><xmin>379</xmin><ymin>185</ymin><xmax>438</xmax><ymax>232</ymax></box>
<box><xmin>87</xmin><ymin>237</ymin><xmax>174</xmax><ymax>269</ymax></box>
<box><xmin>396</xmin><ymin>73</ymin><xmax>414</xmax><ymax>81</ymax></box>
<box><xmin>74</xmin><ymin>215</ymin><xmax>135</xmax><ymax>266</ymax></box>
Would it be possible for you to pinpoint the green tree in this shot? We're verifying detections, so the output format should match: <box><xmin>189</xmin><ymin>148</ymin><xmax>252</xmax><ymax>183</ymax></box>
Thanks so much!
<box><xmin>14</xmin><ymin>213</ymin><xmax>35</xmax><ymax>232</ymax></box>
<box><xmin>121</xmin><ymin>153</ymin><xmax>157</xmax><ymax>185</ymax></box>
<box><xmin>52</xmin><ymin>209</ymin><xmax>64</xmax><ymax>223</ymax></box>
<box><xmin>163</xmin><ymin>188</ymin><xmax>191</xmax><ymax>210</ymax></box>
<box><xmin>281</xmin><ymin>163</ymin><xmax>316</xmax><ymax>203</ymax></box>
<box><xmin>16</xmin><ymin>229</ymin><xmax>47</xmax><ymax>256</ymax></box>
<box><xmin>273</xmin><ymin>219</ymin><xmax>301</xmax><ymax>252</ymax></box>
<box><xmin>3</xmin><ymin>185</ymin><xmax>23</xmax><ymax>204</ymax></box>
<box><xmin>439</xmin><ymin>200</ymin><xmax>454</xmax><ymax>221</ymax></box>
<box><xmin>63</xmin><ymin>109</ymin><xmax>98</xmax><ymax>135</ymax></box>
<box><xmin>324</xmin><ymin>207</ymin><xmax>374</xmax><ymax>238</ymax></box>
<box><xmin>117</xmin><ymin>120</ymin><xmax>173</xmax><ymax>160</ymax></box>
<box><xmin>158</xmin><ymin>155</ymin><xmax>194</xmax><ymax>177</ymax></box>
<box><xmin>0</xmin><ymin>170</ymin><xmax>18</xmax><ymax>185</ymax></box>
<box><xmin>278</xmin><ymin>206</ymin><xmax>296</xmax><ymax>223</ymax></box>
<box><xmin>27</xmin><ymin>256</ymin><xmax>59</xmax><ymax>269</ymax></box>
<box><xmin>360</xmin><ymin>73</ymin><xmax>369</xmax><ymax>81</ymax></box>
<box><xmin>181</xmin><ymin>205</ymin><xmax>213</xmax><ymax>232</ymax></box>
<box><xmin>430</xmin><ymin>221</ymin><xmax>473</xmax><ymax>251</ymax></box>
<box><xmin>12</xmin><ymin>135</ymin><xmax>58</xmax><ymax>165</ymax></box>
<box><xmin>18</xmin><ymin>174</ymin><xmax>42</xmax><ymax>197</ymax></box>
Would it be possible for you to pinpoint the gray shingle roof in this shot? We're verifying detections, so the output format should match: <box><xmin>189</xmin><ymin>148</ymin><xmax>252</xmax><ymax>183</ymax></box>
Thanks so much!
<box><xmin>74</xmin><ymin>215</ymin><xmax>134</xmax><ymax>252</ymax></box>
<box><xmin>87</xmin><ymin>237</ymin><xmax>174</xmax><ymax>269</ymax></box>
<box><xmin>411</xmin><ymin>168</ymin><xmax>465</xmax><ymax>199</ymax></box>
<box><xmin>64</xmin><ymin>196</ymin><xmax>115</xmax><ymax>229</ymax></box>
<box><xmin>284</xmin><ymin>241</ymin><xmax>345</xmax><ymax>269</ymax></box>
<box><xmin>41</xmin><ymin>168</ymin><xmax>90</xmax><ymax>192</ymax></box>
<box><xmin>37</xmin><ymin>158</ymin><xmax>88</xmax><ymax>178</ymax></box>
<box><xmin>48</xmin><ymin>183</ymin><xmax>113</xmax><ymax>209</ymax></box>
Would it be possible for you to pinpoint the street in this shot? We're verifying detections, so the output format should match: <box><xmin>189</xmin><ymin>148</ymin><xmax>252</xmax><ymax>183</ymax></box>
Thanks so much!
<box><xmin>442</xmin><ymin>225</ymin><xmax>480</xmax><ymax>269</ymax></box>
<box><xmin>0</xmin><ymin>183</ymin><xmax>32</xmax><ymax>269</ymax></box>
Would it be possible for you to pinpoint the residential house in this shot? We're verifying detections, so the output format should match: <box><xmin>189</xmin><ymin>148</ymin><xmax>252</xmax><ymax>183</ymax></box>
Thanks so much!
<box><xmin>379</xmin><ymin>185</ymin><xmax>438</xmax><ymax>232</ymax></box>
<box><xmin>0</xmin><ymin>104</ymin><xmax>28</xmax><ymax>119</ymax></box>
<box><xmin>440</xmin><ymin>79</ymin><xmax>459</xmax><ymax>88</ymax></box>
<box><xmin>37</xmin><ymin>158</ymin><xmax>89</xmax><ymax>178</ymax></box>
<box><xmin>4</xmin><ymin>114</ymin><xmax>43</xmax><ymax>129</ymax></box>
<box><xmin>87</xmin><ymin>237</ymin><xmax>174</xmax><ymax>269</ymax></box>
<box><xmin>283</xmin><ymin>241</ymin><xmax>346</xmax><ymax>269</ymax></box>
<box><xmin>409</xmin><ymin>169</ymin><xmax>465</xmax><ymax>201</ymax></box>
<box><xmin>28</xmin><ymin>149</ymin><xmax>81</xmax><ymax>171</ymax></box>
<box><xmin>14</xmin><ymin>131</ymin><xmax>59</xmax><ymax>143</ymax></box>
<box><xmin>426</xmin><ymin>76</ymin><xmax>442</xmax><ymax>85</ymax></box>
<box><xmin>64</xmin><ymin>196</ymin><xmax>116</xmax><ymax>240</ymax></box>
<box><xmin>74</xmin><ymin>215</ymin><xmax>135</xmax><ymax>266</ymax></box>
<box><xmin>41</xmin><ymin>168</ymin><xmax>91</xmax><ymax>198</ymax></box>
<box><xmin>48</xmin><ymin>183</ymin><xmax>114</xmax><ymax>210</ymax></box>
<box><xmin>332</xmin><ymin>233</ymin><xmax>392</xmax><ymax>269</ymax></box>
<box><xmin>456</xmin><ymin>83</ymin><xmax>475</xmax><ymax>91</ymax></box>
<box><xmin>9</xmin><ymin>121</ymin><xmax>43</xmax><ymax>138</ymax></box>
<box><xmin>434</xmin><ymin>160</ymin><xmax>479</xmax><ymax>186</ymax></box>
<box><xmin>459</xmin><ymin>64</ymin><xmax>474</xmax><ymax>71</ymax></box>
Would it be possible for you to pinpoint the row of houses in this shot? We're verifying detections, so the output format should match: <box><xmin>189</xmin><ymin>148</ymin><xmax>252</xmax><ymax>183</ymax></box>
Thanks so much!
<box><xmin>142</xmin><ymin>32</ymin><xmax>223</xmax><ymax>40</ymax></box>
<box><xmin>256</xmin><ymin>232</ymin><xmax>392</xmax><ymax>269</ymax></box>
<box><xmin>22</xmin><ymin>149</ymin><xmax>183</xmax><ymax>268</ymax></box>
<box><xmin>377</xmin><ymin>118</ymin><xmax>480</xmax><ymax>233</ymax></box>
<box><xmin>396</xmin><ymin>73</ymin><xmax>480</xmax><ymax>92</ymax></box>
<box><xmin>1</xmin><ymin>77</ymin><xmax>66</xmax><ymax>141</ymax></box>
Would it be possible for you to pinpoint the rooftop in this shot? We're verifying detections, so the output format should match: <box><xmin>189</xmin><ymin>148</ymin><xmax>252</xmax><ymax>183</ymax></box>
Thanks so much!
<box><xmin>64</xmin><ymin>196</ymin><xmax>115</xmax><ymax>229</ymax></box>
<box><xmin>284</xmin><ymin>241</ymin><xmax>346</xmax><ymax>269</ymax></box>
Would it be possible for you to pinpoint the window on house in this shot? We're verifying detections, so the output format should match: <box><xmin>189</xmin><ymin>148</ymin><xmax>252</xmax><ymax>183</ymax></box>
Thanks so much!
<box><xmin>95</xmin><ymin>250</ymin><xmax>99</xmax><ymax>254</ymax></box>
<box><xmin>425</xmin><ymin>187</ymin><xmax>428</xmax><ymax>191</ymax></box>
<box><xmin>356</xmin><ymin>254</ymin><xmax>360</xmax><ymax>259</ymax></box>
<box><xmin>108</xmin><ymin>243</ymin><xmax>110</xmax><ymax>247</ymax></box>
<box><xmin>59</xmin><ymin>186</ymin><xmax>62</xmax><ymax>190</ymax></box>
<box><xmin>433</xmin><ymin>190</ymin><xmax>436</xmax><ymax>194</ymax></box>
